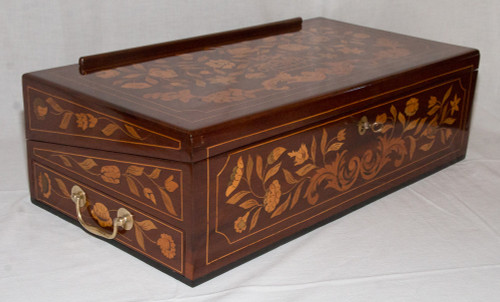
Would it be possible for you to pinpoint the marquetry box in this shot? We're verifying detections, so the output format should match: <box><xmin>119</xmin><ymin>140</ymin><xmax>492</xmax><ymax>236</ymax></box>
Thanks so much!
<box><xmin>23</xmin><ymin>17</ymin><xmax>479</xmax><ymax>286</ymax></box>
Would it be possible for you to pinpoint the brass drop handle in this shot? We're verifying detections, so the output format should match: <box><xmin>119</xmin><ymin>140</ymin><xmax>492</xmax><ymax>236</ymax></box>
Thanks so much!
<box><xmin>71</xmin><ymin>185</ymin><xmax>133</xmax><ymax>239</ymax></box>
<box><xmin>358</xmin><ymin>116</ymin><xmax>383</xmax><ymax>135</ymax></box>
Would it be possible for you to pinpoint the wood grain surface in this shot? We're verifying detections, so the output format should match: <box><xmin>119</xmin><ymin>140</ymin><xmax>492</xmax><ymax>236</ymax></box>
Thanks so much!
<box><xmin>24</xmin><ymin>17</ymin><xmax>479</xmax><ymax>285</ymax></box>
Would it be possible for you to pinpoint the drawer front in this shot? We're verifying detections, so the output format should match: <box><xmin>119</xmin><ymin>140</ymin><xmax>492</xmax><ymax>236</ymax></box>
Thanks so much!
<box><xmin>33</xmin><ymin>162</ymin><xmax>184</xmax><ymax>274</ymax></box>
<box><xmin>205</xmin><ymin>75</ymin><xmax>473</xmax><ymax>266</ymax></box>
<box><xmin>29</xmin><ymin>141</ymin><xmax>186</xmax><ymax>224</ymax></box>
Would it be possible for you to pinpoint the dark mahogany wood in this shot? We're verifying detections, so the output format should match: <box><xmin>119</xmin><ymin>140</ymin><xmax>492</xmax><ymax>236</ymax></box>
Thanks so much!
<box><xmin>79</xmin><ymin>17</ymin><xmax>303</xmax><ymax>74</ymax></box>
<box><xmin>23</xmin><ymin>18</ymin><xmax>479</xmax><ymax>163</ymax></box>
<box><xmin>23</xmin><ymin>17</ymin><xmax>480</xmax><ymax>286</ymax></box>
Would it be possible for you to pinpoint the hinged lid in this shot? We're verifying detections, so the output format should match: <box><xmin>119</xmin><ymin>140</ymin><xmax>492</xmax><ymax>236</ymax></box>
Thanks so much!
<box><xmin>23</xmin><ymin>17</ymin><xmax>479</xmax><ymax>162</ymax></box>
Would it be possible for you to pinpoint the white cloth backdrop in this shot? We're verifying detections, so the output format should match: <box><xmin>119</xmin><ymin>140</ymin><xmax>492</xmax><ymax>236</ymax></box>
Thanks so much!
<box><xmin>1</xmin><ymin>1</ymin><xmax>499</xmax><ymax>301</ymax></box>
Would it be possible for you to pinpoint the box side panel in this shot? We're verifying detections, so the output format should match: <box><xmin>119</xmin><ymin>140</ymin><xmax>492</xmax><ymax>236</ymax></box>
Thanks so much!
<box><xmin>192</xmin><ymin>67</ymin><xmax>477</xmax><ymax>281</ymax></box>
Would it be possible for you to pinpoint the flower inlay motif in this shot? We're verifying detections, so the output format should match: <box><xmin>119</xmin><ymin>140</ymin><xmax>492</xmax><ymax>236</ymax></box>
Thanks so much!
<box><xmin>36</xmin><ymin>169</ymin><xmax>178</xmax><ymax>261</ymax></box>
<box><xmin>219</xmin><ymin>84</ymin><xmax>463</xmax><ymax>236</ymax></box>
<box><xmin>89</xmin><ymin>21</ymin><xmax>412</xmax><ymax>109</ymax></box>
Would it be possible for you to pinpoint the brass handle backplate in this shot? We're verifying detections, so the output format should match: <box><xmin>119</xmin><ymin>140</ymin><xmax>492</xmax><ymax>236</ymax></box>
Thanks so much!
<box><xmin>71</xmin><ymin>185</ymin><xmax>133</xmax><ymax>239</ymax></box>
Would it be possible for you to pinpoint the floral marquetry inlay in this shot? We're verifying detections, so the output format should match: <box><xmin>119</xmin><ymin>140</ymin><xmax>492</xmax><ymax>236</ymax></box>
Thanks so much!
<box><xmin>33</xmin><ymin>148</ymin><xmax>183</xmax><ymax>220</ymax></box>
<box><xmin>83</xmin><ymin>19</ymin><xmax>412</xmax><ymax>113</ymax></box>
<box><xmin>34</xmin><ymin>163</ymin><xmax>183</xmax><ymax>272</ymax></box>
<box><xmin>33</xmin><ymin>93</ymin><xmax>147</xmax><ymax>139</ymax></box>
<box><xmin>91</xmin><ymin>36</ymin><xmax>409</xmax><ymax>104</ymax></box>
<box><xmin>28</xmin><ymin>87</ymin><xmax>181</xmax><ymax>150</ymax></box>
<box><xmin>215</xmin><ymin>82</ymin><xmax>466</xmax><ymax>242</ymax></box>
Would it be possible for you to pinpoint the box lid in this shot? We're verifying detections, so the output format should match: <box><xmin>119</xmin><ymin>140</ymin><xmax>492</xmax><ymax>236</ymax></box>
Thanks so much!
<box><xmin>23</xmin><ymin>17</ymin><xmax>479</xmax><ymax>162</ymax></box>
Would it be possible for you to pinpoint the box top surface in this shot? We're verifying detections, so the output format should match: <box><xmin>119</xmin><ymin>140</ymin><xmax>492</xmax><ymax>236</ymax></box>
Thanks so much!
<box><xmin>25</xmin><ymin>18</ymin><xmax>479</xmax><ymax>161</ymax></box>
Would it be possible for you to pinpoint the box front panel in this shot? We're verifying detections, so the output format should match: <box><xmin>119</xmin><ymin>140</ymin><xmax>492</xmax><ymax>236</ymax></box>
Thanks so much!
<box><xmin>202</xmin><ymin>68</ymin><xmax>475</xmax><ymax>277</ymax></box>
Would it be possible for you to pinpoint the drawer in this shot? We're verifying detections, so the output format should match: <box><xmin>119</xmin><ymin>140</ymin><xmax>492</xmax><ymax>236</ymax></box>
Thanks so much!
<box><xmin>32</xmin><ymin>162</ymin><xmax>184</xmax><ymax>275</ymax></box>
<box><xmin>29</xmin><ymin>141</ymin><xmax>189</xmax><ymax>226</ymax></box>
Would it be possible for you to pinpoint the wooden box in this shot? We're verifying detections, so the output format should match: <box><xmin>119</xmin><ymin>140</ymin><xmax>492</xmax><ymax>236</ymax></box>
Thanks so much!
<box><xmin>23</xmin><ymin>17</ymin><xmax>479</xmax><ymax>286</ymax></box>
